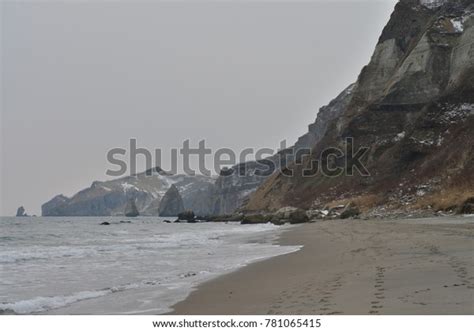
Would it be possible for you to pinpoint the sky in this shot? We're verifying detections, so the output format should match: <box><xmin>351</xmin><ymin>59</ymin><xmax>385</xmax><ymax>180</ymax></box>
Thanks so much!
<box><xmin>0</xmin><ymin>0</ymin><xmax>397</xmax><ymax>216</ymax></box>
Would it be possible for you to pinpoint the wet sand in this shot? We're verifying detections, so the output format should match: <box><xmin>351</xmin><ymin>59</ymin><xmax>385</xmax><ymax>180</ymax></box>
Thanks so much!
<box><xmin>172</xmin><ymin>217</ymin><xmax>474</xmax><ymax>314</ymax></box>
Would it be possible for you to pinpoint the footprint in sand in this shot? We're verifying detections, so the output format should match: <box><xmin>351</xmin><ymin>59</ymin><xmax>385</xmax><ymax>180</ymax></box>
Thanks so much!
<box><xmin>314</xmin><ymin>275</ymin><xmax>346</xmax><ymax>315</ymax></box>
<box><xmin>269</xmin><ymin>275</ymin><xmax>347</xmax><ymax>315</ymax></box>
<box><xmin>370</xmin><ymin>266</ymin><xmax>386</xmax><ymax>314</ymax></box>
<box><xmin>447</xmin><ymin>257</ymin><xmax>473</xmax><ymax>289</ymax></box>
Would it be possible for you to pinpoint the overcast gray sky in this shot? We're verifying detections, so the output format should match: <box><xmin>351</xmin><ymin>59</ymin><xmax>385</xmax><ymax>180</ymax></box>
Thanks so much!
<box><xmin>1</xmin><ymin>0</ymin><xmax>397</xmax><ymax>216</ymax></box>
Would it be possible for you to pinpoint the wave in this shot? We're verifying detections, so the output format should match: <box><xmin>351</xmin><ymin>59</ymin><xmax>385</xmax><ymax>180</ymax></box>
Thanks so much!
<box><xmin>0</xmin><ymin>284</ymin><xmax>140</xmax><ymax>314</ymax></box>
<box><xmin>0</xmin><ymin>223</ymin><xmax>284</xmax><ymax>264</ymax></box>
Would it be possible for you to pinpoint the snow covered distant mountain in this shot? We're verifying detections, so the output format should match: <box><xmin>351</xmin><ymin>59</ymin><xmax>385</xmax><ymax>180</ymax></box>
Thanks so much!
<box><xmin>42</xmin><ymin>167</ymin><xmax>215</xmax><ymax>217</ymax></box>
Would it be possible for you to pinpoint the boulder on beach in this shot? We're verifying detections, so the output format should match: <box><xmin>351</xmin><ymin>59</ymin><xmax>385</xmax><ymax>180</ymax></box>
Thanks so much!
<box><xmin>288</xmin><ymin>209</ymin><xmax>309</xmax><ymax>224</ymax></box>
<box><xmin>273</xmin><ymin>207</ymin><xmax>309</xmax><ymax>224</ymax></box>
<box><xmin>340</xmin><ymin>202</ymin><xmax>361</xmax><ymax>219</ymax></box>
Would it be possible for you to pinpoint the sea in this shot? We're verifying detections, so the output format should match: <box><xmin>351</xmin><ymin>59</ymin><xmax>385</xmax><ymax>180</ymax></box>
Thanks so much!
<box><xmin>0</xmin><ymin>217</ymin><xmax>300</xmax><ymax>314</ymax></box>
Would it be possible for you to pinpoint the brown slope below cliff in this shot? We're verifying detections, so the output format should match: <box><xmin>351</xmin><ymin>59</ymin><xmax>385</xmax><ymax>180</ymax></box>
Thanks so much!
<box><xmin>245</xmin><ymin>0</ymin><xmax>474</xmax><ymax>214</ymax></box>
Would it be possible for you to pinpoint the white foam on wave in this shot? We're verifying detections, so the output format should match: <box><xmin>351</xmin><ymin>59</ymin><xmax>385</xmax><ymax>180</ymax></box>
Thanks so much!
<box><xmin>2</xmin><ymin>290</ymin><xmax>107</xmax><ymax>314</ymax></box>
<box><xmin>0</xmin><ymin>283</ymin><xmax>144</xmax><ymax>314</ymax></box>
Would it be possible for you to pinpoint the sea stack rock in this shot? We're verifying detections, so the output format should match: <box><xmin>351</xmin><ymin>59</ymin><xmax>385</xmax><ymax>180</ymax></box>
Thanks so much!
<box><xmin>159</xmin><ymin>185</ymin><xmax>185</xmax><ymax>217</ymax></box>
<box><xmin>124</xmin><ymin>199</ymin><xmax>139</xmax><ymax>217</ymax></box>
<box><xmin>16</xmin><ymin>206</ymin><xmax>28</xmax><ymax>217</ymax></box>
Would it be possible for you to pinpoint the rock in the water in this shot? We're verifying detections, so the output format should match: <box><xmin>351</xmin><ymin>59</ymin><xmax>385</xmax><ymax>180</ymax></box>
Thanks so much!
<box><xmin>457</xmin><ymin>197</ymin><xmax>474</xmax><ymax>214</ymax></box>
<box><xmin>124</xmin><ymin>199</ymin><xmax>139</xmax><ymax>217</ymax></box>
<box><xmin>178</xmin><ymin>210</ymin><xmax>195</xmax><ymax>221</ymax></box>
<box><xmin>15</xmin><ymin>206</ymin><xmax>28</xmax><ymax>217</ymax></box>
<box><xmin>100</xmin><ymin>222</ymin><xmax>110</xmax><ymax>225</ymax></box>
<box><xmin>159</xmin><ymin>185</ymin><xmax>185</xmax><ymax>217</ymax></box>
<box><xmin>163</xmin><ymin>220</ymin><xmax>172</xmax><ymax>223</ymax></box>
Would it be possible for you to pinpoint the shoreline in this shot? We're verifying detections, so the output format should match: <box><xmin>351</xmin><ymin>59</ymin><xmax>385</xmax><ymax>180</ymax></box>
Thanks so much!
<box><xmin>171</xmin><ymin>216</ymin><xmax>474</xmax><ymax>315</ymax></box>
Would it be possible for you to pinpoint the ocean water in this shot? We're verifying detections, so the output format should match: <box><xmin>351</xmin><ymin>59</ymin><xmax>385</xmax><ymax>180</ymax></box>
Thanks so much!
<box><xmin>0</xmin><ymin>217</ymin><xmax>300</xmax><ymax>314</ymax></box>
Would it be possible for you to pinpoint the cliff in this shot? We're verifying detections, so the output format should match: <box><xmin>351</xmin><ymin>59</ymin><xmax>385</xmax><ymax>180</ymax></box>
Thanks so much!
<box><xmin>245</xmin><ymin>0</ymin><xmax>474</xmax><ymax>215</ymax></box>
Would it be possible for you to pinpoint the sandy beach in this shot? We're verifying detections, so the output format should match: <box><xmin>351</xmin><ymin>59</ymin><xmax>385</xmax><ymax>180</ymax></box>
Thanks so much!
<box><xmin>172</xmin><ymin>217</ymin><xmax>474</xmax><ymax>315</ymax></box>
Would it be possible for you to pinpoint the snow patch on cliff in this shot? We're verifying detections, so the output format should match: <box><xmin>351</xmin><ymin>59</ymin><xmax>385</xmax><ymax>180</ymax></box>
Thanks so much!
<box><xmin>451</xmin><ymin>18</ymin><xmax>464</xmax><ymax>32</ymax></box>
<box><xmin>121</xmin><ymin>183</ymin><xmax>137</xmax><ymax>192</ymax></box>
<box><xmin>420</xmin><ymin>0</ymin><xmax>447</xmax><ymax>9</ymax></box>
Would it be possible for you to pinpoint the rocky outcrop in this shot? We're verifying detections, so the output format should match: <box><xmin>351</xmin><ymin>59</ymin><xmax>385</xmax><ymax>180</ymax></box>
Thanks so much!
<box><xmin>158</xmin><ymin>185</ymin><xmax>185</xmax><ymax>217</ymax></box>
<box><xmin>239</xmin><ymin>207</ymin><xmax>309</xmax><ymax>225</ymax></box>
<box><xmin>41</xmin><ymin>167</ymin><xmax>215</xmax><ymax>216</ymax></box>
<box><xmin>245</xmin><ymin>0</ymin><xmax>474</xmax><ymax>214</ymax></box>
<box><xmin>124</xmin><ymin>199</ymin><xmax>139</xmax><ymax>217</ymax></box>
<box><xmin>16</xmin><ymin>206</ymin><xmax>28</xmax><ymax>217</ymax></box>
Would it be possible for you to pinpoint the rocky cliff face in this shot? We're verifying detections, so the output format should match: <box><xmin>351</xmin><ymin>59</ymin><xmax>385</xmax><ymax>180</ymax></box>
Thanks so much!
<box><xmin>158</xmin><ymin>184</ymin><xmax>185</xmax><ymax>216</ymax></box>
<box><xmin>246</xmin><ymin>0</ymin><xmax>474</xmax><ymax>214</ymax></box>
<box><xmin>42</xmin><ymin>167</ymin><xmax>215</xmax><ymax>216</ymax></box>
<box><xmin>210</xmin><ymin>83</ymin><xmax>356</xmax><ymax>215</ymax></box>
